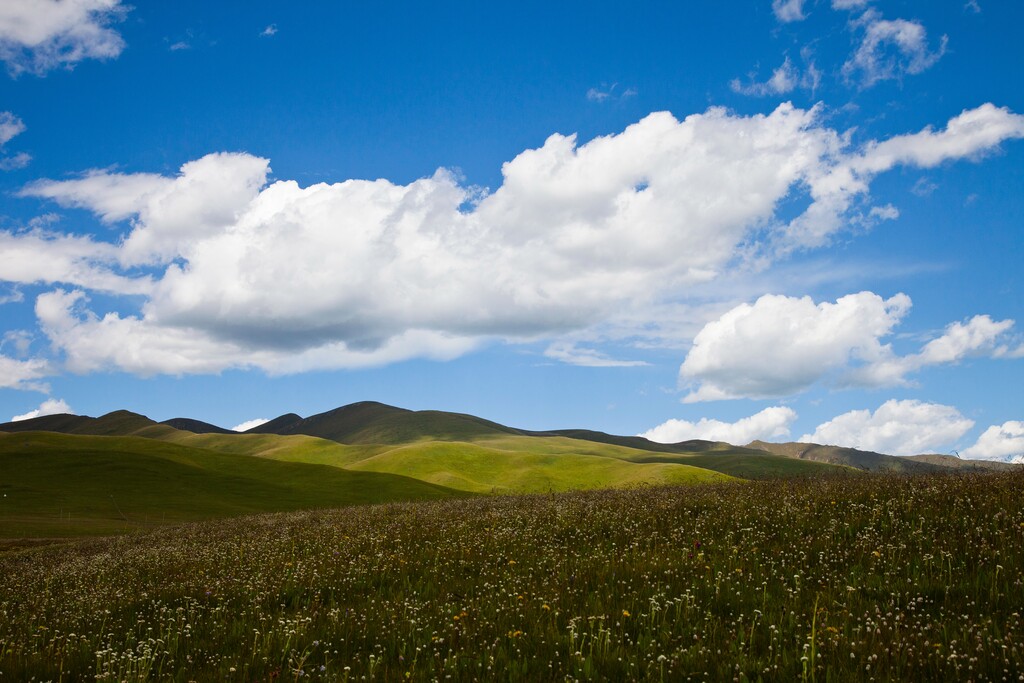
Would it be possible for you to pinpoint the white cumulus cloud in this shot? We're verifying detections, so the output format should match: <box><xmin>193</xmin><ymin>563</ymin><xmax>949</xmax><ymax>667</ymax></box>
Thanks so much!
<box><xmin>640</xmin><ymin>406</ymin><xmax>798</xmax><ymax>444</ymax></box>
<box><xmin>679</xmin><ymin>291</ymin><xmax>911</xmax><ymax>402</ymax></box>
<box><xmin>0</xmin><ymin>0</ymin><xmax>128</xmax><ymax>76</ymax></box>
<box><xmin>680</xmin><ymin>292</ymin><xmax>1020</xmax><ymax>402</ymax></box>
<box><xmin>232</xmin><ymin>417</ymin><xmax>270</xmax><ymax>432</ymax></box>
<box><xmin>962</xmin><ymin>421</ymin><xmax>1024</xmax><ymax>462</ymax></box>
<box><xmin>11</xmin><ymin>397</ymin><xmax>72</xmax><ymax>422</ymax></box>
<box><xmin>10</xmin><ymin>103</ymin><xmax>1024</xmax><ymax>378</ymax></box>
<box><xmin>800</xmin><ymin>399</ymin><xmax>974</xmax><ymax>455</ymax></box>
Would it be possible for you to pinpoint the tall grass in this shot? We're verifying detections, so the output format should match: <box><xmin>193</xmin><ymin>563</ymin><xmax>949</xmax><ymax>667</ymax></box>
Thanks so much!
<box><xmin>1</xmin><ymin>471</ymin><xmax>1022</xmax><ymax>681</ymax></box>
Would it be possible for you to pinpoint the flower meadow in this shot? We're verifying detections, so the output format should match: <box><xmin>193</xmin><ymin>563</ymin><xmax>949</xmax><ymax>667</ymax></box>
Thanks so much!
<box><xmin>1</xmin><ymin>472</ymin><xmax>1023</xmax><ymax>681</ymax></box>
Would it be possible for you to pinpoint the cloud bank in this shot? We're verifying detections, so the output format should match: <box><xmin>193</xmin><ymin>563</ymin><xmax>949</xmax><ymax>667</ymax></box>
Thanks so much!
<box><xmin>962</xmin><ymin>421</ymin><xmax>1024</xmax><ymax>462</ymax></box>
<box><xmin>7</xmin><ymin>103</ymin><xmax>1024</xmax><ymax>380</ymax></box>
<box><xmin>640</xmin><ymin>406</ymin><xmax>798</xmax><ymax>444</ymax></box>
<box><xmin>800</xmin><ymin>399</ymin><xmax>974</xmax><ymax>455</ymax></box>
<box><xmin>679</xmin><ymin>291</ymin><xmax>1019</xmax><ymax>402</ymax></box>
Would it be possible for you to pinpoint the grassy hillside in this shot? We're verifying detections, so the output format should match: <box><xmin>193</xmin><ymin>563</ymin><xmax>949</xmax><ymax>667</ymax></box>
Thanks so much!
<box><xmin>143</xmin><ymin>420</ymin><xmax>860</xmax><ymax>488</ymax></box>
<box><xmin>0</xmin><ymin>431</ymin><xmax>464</xmax><ymax>537</ymax></box>
<box><xmin>469</xmin><ymin>434</ymin><xmax>853</xmax><ymax>479</ymax></box>
<box><xmin>346</xmin><ymin>440</ymin><xmax>733</xmax><ymax>493</ymax></box>
<box><xmin>185</xmin><ymin>430</ymin><xmax>844</xmax><ymax>487</ymax></box>
<box><xmin>156</xmin><ymin>430</ymin><xmax>377</xmax><ymax>467</ymax></box>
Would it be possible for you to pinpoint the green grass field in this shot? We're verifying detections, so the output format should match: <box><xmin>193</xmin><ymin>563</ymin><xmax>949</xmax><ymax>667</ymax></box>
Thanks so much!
<box><xmin>1</xmin><ymin>471</ymin><xmax>1021</xmax><ymax>681</ymax></box>
<box><xmin>0</xmin><ymin>432</ymin><xmax>464</xmax><ymax>537</ymax></box>
<box><xmin>345</xmin><ymin>440</ymin><xmax>733</xmax><ymax>492</ymax></box>
<box><xmin>0</xmin><ymin>417</ymin><xmax>859</xmax><ymax>537</ymax></box>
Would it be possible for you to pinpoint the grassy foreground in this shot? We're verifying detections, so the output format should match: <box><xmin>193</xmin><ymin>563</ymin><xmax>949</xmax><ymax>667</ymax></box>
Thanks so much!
<box><xmin>1</xmin><ymin>472</ymin><xmax>1023</xmax><ymax>681</ymax></box>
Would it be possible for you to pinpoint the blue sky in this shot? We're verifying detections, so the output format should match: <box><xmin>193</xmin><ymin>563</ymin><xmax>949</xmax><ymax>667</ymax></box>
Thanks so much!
<box><xmin>0</xmin><ymin>0</ymin><xmax>1022</xmax><ymax>459</ymax></box>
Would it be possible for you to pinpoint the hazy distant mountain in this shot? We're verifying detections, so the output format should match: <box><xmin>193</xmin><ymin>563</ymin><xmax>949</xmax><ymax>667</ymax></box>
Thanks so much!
<box><xmin>526</xmin><ymin>428</ymin><xmax>773</xmax><ymax>457</ymax></box>
<box><xmin>904</xmin><ymin>453</ymin><xmax>1020</xmax><ymax>471</ymax></box>
<box><xmin>746</xmin><ymin>441</ymin><xmax>947</xmax><ymax>473</ymax></box>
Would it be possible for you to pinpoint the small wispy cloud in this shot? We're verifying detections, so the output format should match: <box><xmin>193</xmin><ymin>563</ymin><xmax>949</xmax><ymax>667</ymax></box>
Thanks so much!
<box><xmin>964</xmin><ymin>0</ymin><xmax>982</xmax><ymax>14</ymax></box>
<box><xmin>260</xmin><ymin>24</ymin><xmax>278</xmax><ymax>37</ymax></box>
<box><xmin>0</xmin><ymin>112</ymin><xmax>30</xmax><ymax>171</ymax></box>
<box><xmin>772</xmin><ymin>0</ymin><xmax>807</xmax><ymax>23</ymax></box>
<box><xmin>831</xmin><ymin>0</ymin><xmax>869</xmax><ymax>9</ymax></box>
<box><xmin>731</xmin><ymin>55</ymin><xmax>820</xmax><ymax>97</ymax></box>
<box><xmin>731</xmin><ymin>58</ymin><xmax>798</xmax><ymax>96</ymax></box>
<box><xmin>843</xmin><ymin>9</ymin><xmax>947</xmax><ymax>87</ymax></box>
<box><xmin>544</xmin><ymin>341</ymin><xmax>648</xmax><ymax>368</ymax></box>
<box><xmin>0</xmin><ymin>288</ymin><xmax>24</xmax><ymax>306</ymax></box>
<box><xmin>0</xmin><ymin>152</ymin><xmax>30</xmax><ymax>170</ymax></box>
<box><xmin>0</xmin><ymin>112</ymin><xmax>25</xmax><ymax>145</ymax></box>
<box><xmin>911</xmin><ymin>177</ymin><xmax>938</xmax><ymax>196</ymax></box>
<box><xmin>586</xmin><ymin>83</ymin><xmax>637</xmax><ymax>103</ymax></box>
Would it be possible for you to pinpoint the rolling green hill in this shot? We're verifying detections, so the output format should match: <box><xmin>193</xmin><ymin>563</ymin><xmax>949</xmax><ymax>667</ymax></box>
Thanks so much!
<box><xmin>0</xmin><ymin>431</ymin><xmax>464</xmax><ymax>537</ymax></box>
<box><xmin>9</xmin><ymin>400</ymin><xmax>1001</xmax><ymax>540</ymax></box>
<box><xmin>150</xmin><ymin>431</ymin><xmax>754</xmax><ymax>493</ymax></box>
<box><xmin>344</xmin><ymin>440</ymin><xmax>735</xmax><ymax>493</ymax></box>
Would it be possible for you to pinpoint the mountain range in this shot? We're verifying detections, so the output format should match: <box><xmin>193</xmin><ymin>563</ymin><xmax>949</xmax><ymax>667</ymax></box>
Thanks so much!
<box><xmin>1</xmin><ymin>401</ymin><xmax>1015</xmax><ymax>538</ymax></box>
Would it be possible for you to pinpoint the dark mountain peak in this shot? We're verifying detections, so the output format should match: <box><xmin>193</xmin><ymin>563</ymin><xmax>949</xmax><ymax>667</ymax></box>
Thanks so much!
<box><xmin>0</xmin><ymin>409</ymin><xmax>159</xmax><ymax>438</ymax></box>
<box><xmin>249</xmin><ymin>401</ymin><xmax>514</xmax><ymax>444</ymax></box>
<box><xmin>161</xmin><ymin>418</ymin><xmax>233</xmax><ymax>434</ymax></box>
<box><xmin>0</xmin><ymin>412</ymin><xmax>91</xmax><ymax>434</ymax></box>
<box><xmin>246</xmin><ymin>413</ymin><xmax>304</xmax><ymax>434</ymax></box>
<box><xmin>309</xmin><ymin>401</ymin><xmax>410</xmax><ymax>422</ymax></box>
<box><xmin>75</xmin><ymin>411</ymin><xmax>158</xmax><ymax>436</ymax></box>
<box><xmin>100</xmin><ymin>409</ymin><xmax>146</xmax><ymax>418</ymax></box>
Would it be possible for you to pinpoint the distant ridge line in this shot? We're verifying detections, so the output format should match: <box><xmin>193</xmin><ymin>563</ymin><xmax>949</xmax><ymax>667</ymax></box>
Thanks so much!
<box><xmin>0</xmin><ymin>402</ymin><xmax>1019</xmax><ymax>471</ymax></box>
